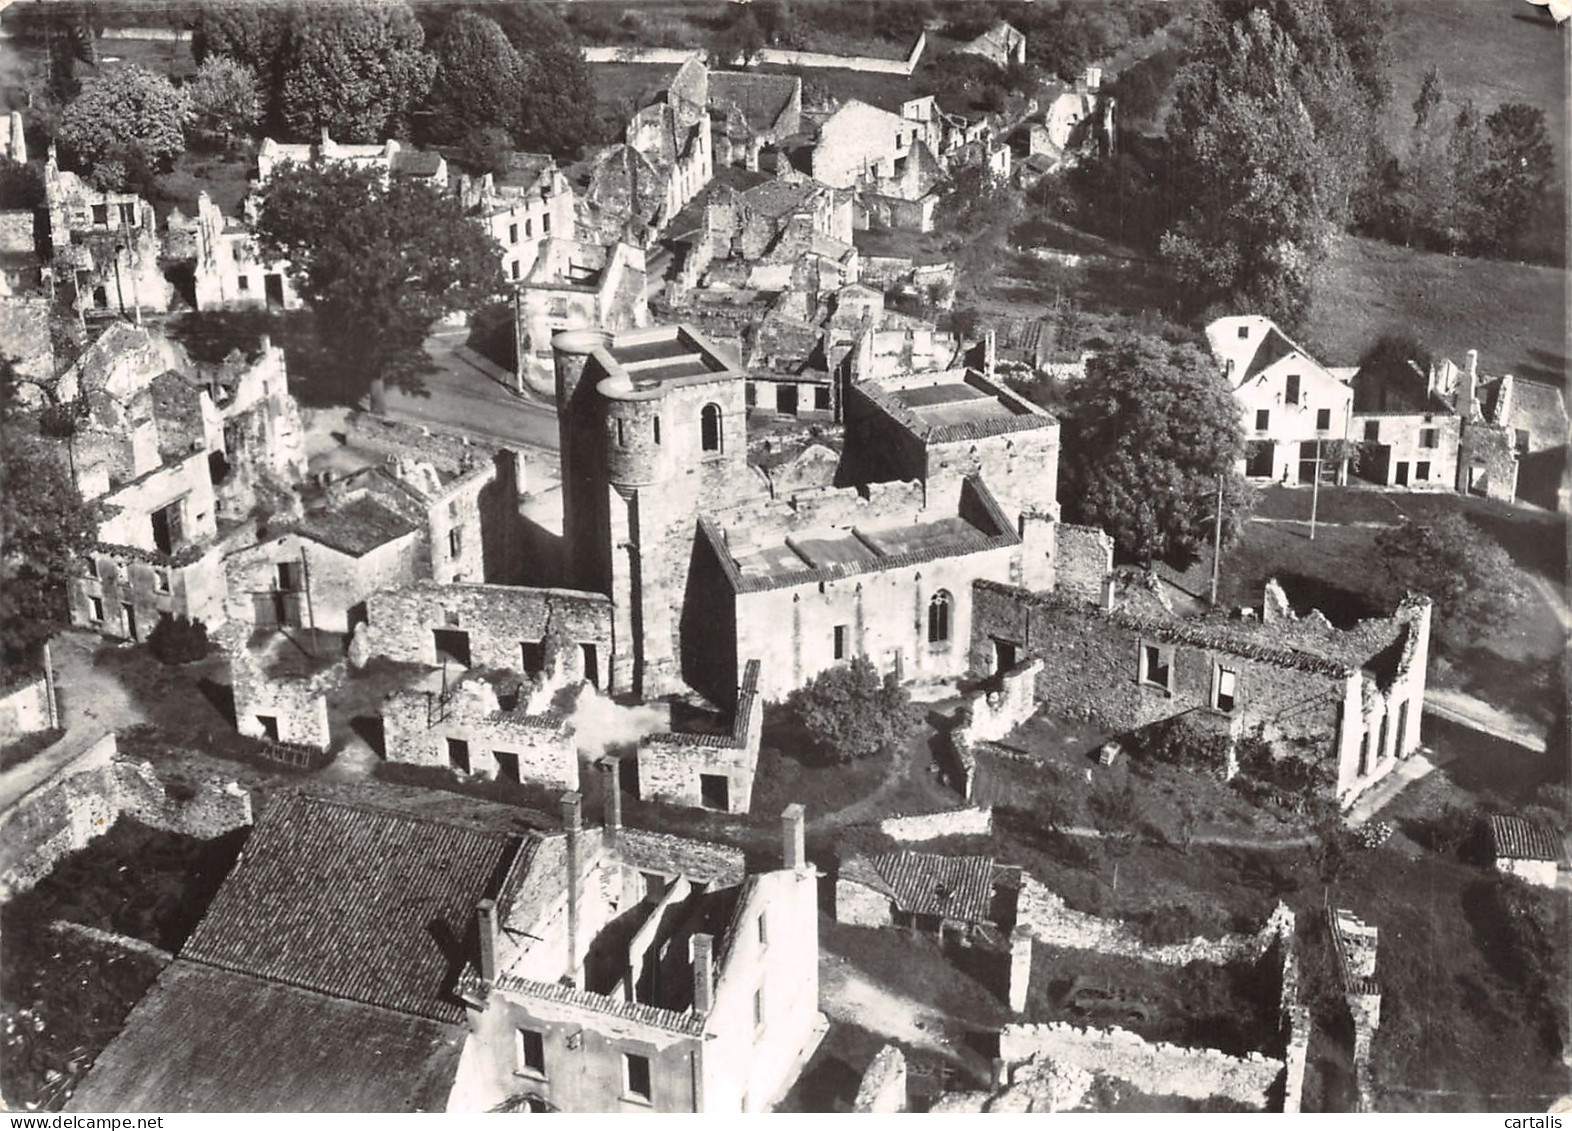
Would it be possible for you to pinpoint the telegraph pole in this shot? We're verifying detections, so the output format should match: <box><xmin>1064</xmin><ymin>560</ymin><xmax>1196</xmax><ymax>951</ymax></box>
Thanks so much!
<box><xmin>1209</xmin><ymin>474</ymin><xmax>1224</xmax><ymax>607</ymax></box>
<box><xmin>1309</xmin><ymin>439</ymin><xmax>1324</xmax><ymax>541</ymax></box>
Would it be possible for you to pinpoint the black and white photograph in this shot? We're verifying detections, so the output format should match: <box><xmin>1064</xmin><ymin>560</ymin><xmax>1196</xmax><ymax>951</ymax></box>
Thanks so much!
<box><xmin>0</xmin><ymin>0</ymin><xmax>1566</xmax><ymax>1116</ymax></box>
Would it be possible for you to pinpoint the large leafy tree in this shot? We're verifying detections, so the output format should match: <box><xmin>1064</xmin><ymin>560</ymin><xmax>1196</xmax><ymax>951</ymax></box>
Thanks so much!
<box><xmin>1059</xmin><ymin>333</ymin><xmax>1249</xmax><ymax>563</ymax></box>
<box><xmin>0</xmin><ymin>360</ymin><xmax>97</xmax><ymax>678</ymax></box>
<box><xmin>426</xmin><ymin>11</ymin><xmax>523</xmax><ymax>146</ymax></box>
<box><xmin>58</xmin><ymin>65</ymin><xmax>191</xmax><ymax>181</ymax></box>
<box><xmin>786</xmin><ymin>656</ymin><xmax>916</xmax><ymax>765</ymax></box>
<box><xmin>1476</xmin><ymin>103</ymin><xmax>1556</xmax><ymax>256</ymax></box>
<box><xmin>485</xmin><ymin>4</ymin><xmax>601</xmax><ymax>159</ymax></box>
<box><xmin>185</xmin><ymin>55</ymin><xmax>264</xmax><ymax>148</ymax></box>
<box><xmin>1375</xmin><ymin>513</ymin><xmax>1523</xmax><ymax>652</ymax></box>
<box><xmin>254</xmin><ymin>162</ymin><xmax>503</xmax><ymax>411</ymax></box>
<box><xmin>275</xmin><ymin>1</ymin><xmax>434</xmax><ymax>143</ymax></box>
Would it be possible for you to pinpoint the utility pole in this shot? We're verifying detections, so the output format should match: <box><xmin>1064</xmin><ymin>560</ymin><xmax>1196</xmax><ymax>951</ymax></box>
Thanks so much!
<box><xmin>1209</xmin><ymin>474</ymin><xmax>1224</xmax><ymax>607</ymax></box>
<box><xmin>1309</xmin><ymin>439</ymin><xmax>1323</xmax><ymax>541</ymax></box>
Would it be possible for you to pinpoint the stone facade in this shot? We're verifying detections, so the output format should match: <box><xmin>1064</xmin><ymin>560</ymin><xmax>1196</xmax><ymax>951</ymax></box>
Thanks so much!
<box><xmin>224</xmin><ymin>630</ymin><xmax>342</xmax><ymax>752</ymax></box>
<box><xmin>1352</xmin><ymin>410</ymin><xmax>1460</xmax><ymax>490</ymax></box>
<box><xmin>636</xmin><ymin>660</ymin><xmax>762</xmax><ymax>812</ymax></box>
<box><xmin>968</xmin><ymin>581</ymin><xmax>1432</xmax><ymax>808</ymax></box>
<box><xmin>184</xmin><ymin>191</ymin><xmax>302</xmax><ymax>313</ymax></box>
<box><xmin>0</xmin><ymin>666</ymin><xmax>56</xmax><ymax>744</ymax></box>
<box><xmin>517</xmin><ymin>241</ymin><xmax>648</xmax><ymax>395</ymax></box>
<box><xmin>44</xmin><ymin>148</ymin><xmax>174</xmax><ymax>317</ymax></box>
<box><xmin>359</xmin><ymin>582</ymin><xmax>615</xmax><ymax>689</ymax></box>
<box><xmin>381</xmin><ymin>673</ymin><xmax>578</xmax><ymax>790</ymax></box>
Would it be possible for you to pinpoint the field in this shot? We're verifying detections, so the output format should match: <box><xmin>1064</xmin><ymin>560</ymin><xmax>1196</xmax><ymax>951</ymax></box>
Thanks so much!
<box><xmin>1303</xmin><ymin>235</ymin><xmax>1567</xmax><ymax>379</ymax></box>
<box><xmin>1384</xmin><ymin>0</ymin><xmax>1568</xmax><ymax>163</ymax></box>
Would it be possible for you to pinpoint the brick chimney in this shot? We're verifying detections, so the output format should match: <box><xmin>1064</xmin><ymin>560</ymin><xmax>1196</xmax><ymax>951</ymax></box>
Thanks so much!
<box><xmin>476</xmin><ymin>898</ymin><xmax>499</xmax><ymax>983</ymax></box>
<box><xmin>782</xmin><ymin>803</ymin><xmax>806</xmax><ymax>871</ymax></box>
<box><xmin>562</xmin><ymin>791</ymin><xmax>583</xmax><ymax>985</ymax></box>
<box><xmin>691</xmin><ymin>933</ymin><xmax>714</xmax><ymax>1013</ymax></box>
<box><xmin>598</xmin><ymin>756</ymin><xmax>621</xmax><ymax>842</ymax></box>
<box><xmin>1462</xmin><ymin>349</ymin><xmax>1480</xmax><ymax>417</ymax></box>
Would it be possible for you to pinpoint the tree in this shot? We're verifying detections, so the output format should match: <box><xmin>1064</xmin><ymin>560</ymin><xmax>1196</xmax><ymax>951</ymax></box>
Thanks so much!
<box><xmin>1058</xmin><ymin>333</ymin><xmax>1249</xmax><ymax>563</ymax></box>
<box><xmin>485</xmin><ymin>4</ymin><xmax>601</xmax><ymax>159</ymax></box>
<box><xmin>1395</xmin><ymin>64</ymin><xmax>1452</xmax><ymax>246</ymax></box>
<box><xmin>254</xmin><ymin>162</ymin><xmax>504</xmax><ymax>411</ymax></box>
<box><xmin>0</xmin><ymin>160</ymin><xmax>44</xmax><ymax>211</ymax></box>
<box><xmin>1444</xmin><ymin>100</ymin><xmax>1490</xmax><ymax>252</ymax></box>
<box><xmin>1374</xmin><ymin>513</ymin><xmax>1525</xmax><ymax>651</ymax></box>
<box><xmin>1477</xmin><ymin>103</ymin><xmax>1556</xmax><ymax>255</ymax></box>
<box><xmin>193</xmin><ymin>0</ymin><xmax>293</xmax><ymax>83</ymax></box>
<box><xmin>276</xmin><ymin>1</ymin><xmax>434</xmax><ymax>143</ymax></box>
<box><xmin>711</xmin><ymin>8</ymin><xmax>767</xmax><ymax>66</ymax></box>
<box><xmin>58</xmin><ymin>65</ymin><xmax>191</xmax><ymax>182</ymax></box>
<box><xmin>185</xmin><ymin>55</ymin><xmax>264</xmax><ymax>148</ymax></box>
<box><xmin>0</xmin><ymin>360</ymin><xmax>97</xmax><ymax>679</ymax></box>
<box><xmin>426</xmin><ymin>11</ymin><xmax>523</xmax><ymax>144</ymax></box>
<box><xmin>785</xmin><ymin>656</ymin><xmax>916</xmax><ymax>764</ymax></box>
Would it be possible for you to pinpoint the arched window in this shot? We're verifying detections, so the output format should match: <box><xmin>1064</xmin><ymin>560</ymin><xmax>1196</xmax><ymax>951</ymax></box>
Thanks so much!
<box><xmin>927</xmin><ymin>590</ymin><xmax>952</xmax><ymax>644</ymax></box>
<box><xmin>701</xmin><ymin>403</ymin><xmax>723</xmax><ymax>453</ymax></box>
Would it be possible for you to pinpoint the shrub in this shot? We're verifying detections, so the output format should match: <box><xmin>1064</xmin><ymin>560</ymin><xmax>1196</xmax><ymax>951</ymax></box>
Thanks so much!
<box><xmin>785</xmin><ymin>656</ymin><xmax>916</xmax><ymax>764</ymax></box>
<box><xmin>147</xmin><ymin>615</ymin><xmax>210</xmax><ymax>665</ymax></box>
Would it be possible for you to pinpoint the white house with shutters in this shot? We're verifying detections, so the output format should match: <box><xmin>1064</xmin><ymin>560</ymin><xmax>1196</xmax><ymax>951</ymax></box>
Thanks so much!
<box><xmin>1206</xmin><ymin>316</ymin><xmax>1354</xmax><ymax>485</ymax></box>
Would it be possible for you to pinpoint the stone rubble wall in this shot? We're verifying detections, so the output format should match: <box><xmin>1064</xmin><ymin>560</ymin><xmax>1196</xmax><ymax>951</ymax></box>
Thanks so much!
<box><xmin>852</xmin><ymin>1044</ymin><xmax>908</xmax><ymax>1113</ymax></box>
<box><xmin>944</xmin><ymin>659</ymin><xmax>1043</xmax><ymax>799</ymax></box>
<box><xmin>0</xmin><ymin>733</ymin><xmax>253</xmax><ymax>902</ymax></box>
<box><xmin>879</xmin><ymin>806</ymin><xmax>992</xmax><ymax>841</ymax></box>
<box><xmin>998</xmin><ymin>1023</ymin><xmax>1283</xmax><ymax>1110</ymax></box>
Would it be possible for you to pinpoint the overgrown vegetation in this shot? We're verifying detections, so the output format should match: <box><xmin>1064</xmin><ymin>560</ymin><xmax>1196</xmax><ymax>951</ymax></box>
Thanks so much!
<box><xmin>147</xmin><ymin>615</ymin><xmax>211</xmax><ymax>665</ymax></box>
<box><xmin>785</xmin><ymin>656</ymin><xmax>917</xmax><ymax>765</ymax></box>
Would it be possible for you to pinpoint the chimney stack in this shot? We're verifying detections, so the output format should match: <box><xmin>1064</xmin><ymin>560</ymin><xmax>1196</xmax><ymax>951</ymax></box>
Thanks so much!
<box><xmin>562</xmin><ymin>790</ymin><xmax>582</xmax><ymax>833</ymax></box>
<box><xmin>1099</xmin><ymin>575</ymin><xmax>1116</xmax><ymax>611</ymax></box>
<box><xmin>691</xmin><ymin>933</ymin><xmax>714</xmax><ymax>1013</ymax></box>
<box><xmin>782</xmin><ymin>803</ymin><xmax>806</xmax><ymax>871</ymax></box>
<box><xmin>477</xmin><ymin>898</ymin><xmax>499</xmax><ymax>983</ymax></box>
<box><xmin>598</xmin><ymin>757</ymin><xmax>621</xmax><ymax>841</ymax></box>
<box><xmin>1462</xmin><ymin>349</ymin><xmax>1480</xmax><ymax>415</ymax></box>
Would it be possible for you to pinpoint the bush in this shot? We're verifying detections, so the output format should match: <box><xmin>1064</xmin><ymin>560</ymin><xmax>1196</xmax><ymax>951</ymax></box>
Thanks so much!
<box><xmin>1133</xmin><ymin>902</ymin><xmax>1229</xmax><ymax>946</ymax></box>
<box><xmin>1135</xmin><ymin>715</ymin><xmax>1230</xmax><ymax>771</ymax></box>
<box><xmin>147</xmin><ymin>615</ymin><xmax>210</xmax><ymax>665</ymax></box>
<box><xmin>785</xmin><ymin>655</ymin><xmax>916</xmax><ymax>764</ymax></box>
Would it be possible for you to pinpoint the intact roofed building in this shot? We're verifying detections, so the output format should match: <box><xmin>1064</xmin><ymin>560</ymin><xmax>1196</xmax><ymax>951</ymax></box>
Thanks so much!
<box><xmin>70</xmin><ymin>791</ymin><xmax>823</xmax><ymax>1113</ymax></box>
<box><xmin>1205</xmin><ymin>315</ymin><xmax>1353</xmax><ymax>485</ymax></box>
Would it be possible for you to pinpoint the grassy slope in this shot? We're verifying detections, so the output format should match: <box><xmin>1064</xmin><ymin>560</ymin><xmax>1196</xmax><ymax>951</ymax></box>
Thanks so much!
<box><xmin>1384</xmin><ymin>0</ymin><xmax>1568</xmax><ymax>162</ymax></box>
<box><xmin>1305</xmin><ymin>235</ymin><xmax>1567</xmax><ymax>380</ymax></box>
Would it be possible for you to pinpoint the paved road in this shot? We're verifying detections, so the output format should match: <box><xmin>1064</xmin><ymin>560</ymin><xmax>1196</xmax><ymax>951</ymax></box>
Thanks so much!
<box><xmin>382</xmin><ymin>327</ymin><xmax>561</xmax><ymax>456</ymax></box>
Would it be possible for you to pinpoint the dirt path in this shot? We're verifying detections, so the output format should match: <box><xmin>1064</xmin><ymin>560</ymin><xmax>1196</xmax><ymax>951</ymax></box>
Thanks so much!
<box><xmin>0</xmin><ymin>633</ymin><xmax>148</xmax><ymax>812</ymax></box>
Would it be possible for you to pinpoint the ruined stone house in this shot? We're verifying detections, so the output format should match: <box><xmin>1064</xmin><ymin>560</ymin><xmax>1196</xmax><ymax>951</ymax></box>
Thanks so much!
<box><xmin>457</xmin><ymin>154</ymin><xmax>576</xmax><ymax>286</ymax></box>
<box><xmin>967</xmin><ymin>577</ymin><xmax>1433</xmax><ymax>808</ymax></box>
<box><xmin>516</xmin><ymin>239</ymin><xmax>649</xmax><ymax>394</ymax></box>
<box><xmin>255</xmin><ymin>132</ymin><xmax>449</xmax><ymax>190</ymax></box>
<box><xmin>957</xmin><ymin>21</ymin><xmax>1028</xmax><ymax>68</ymax></box>
<box><xmin>70</xmin><ymin>789</ymin><xmax>825</xmax><ymax>1113</ymax></box>
<box><xmin>836</xmin><ymin>849</ymin><xmax>1019</xmax><ymax>939</ymax></box>
<box><xmin>44</xmin><ymin>147</ymin><xmax>174</xmax><ymax>317</ymax></box>
<box><xmin>64</xmin><ymin>327</ymin><xmax>307</xmax><ymax>642</ymax></box>
<box><xmin>709</xmin><ymin>71</ymin><xmax>802</xmax><ymax>171</ymax></box>
<box><xmin>172</xmin><ymin>191</ymin><xmax>301</xmax><ymax>313</ymax></box>
<box><xmin>636</xmin><ymin>659</ymin><xmax>764</xmax><ymax>813</ymax></box>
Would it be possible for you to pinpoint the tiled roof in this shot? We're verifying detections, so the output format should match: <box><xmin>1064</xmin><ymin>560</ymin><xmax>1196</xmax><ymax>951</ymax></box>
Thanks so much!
<box><xmin>850</xmin><ymin>851</ymin><xmax>998</xmax><ymax>924</ymax></box>
<box><xmin>1489</xmin><ymin>815</ymin><xmax>1562</xmax><ymax>862</ymax></box>
<box><xmin>292</xmin><ymin>495</ymin><xmax>420</xmax><ymax>557</ymax></box>
<box><xmin>182</xmin><ymin>792</ymin><xmax>522</xmax><ymax>1023</ymax></box>
<box><xmin>68</xmin><ymin>963</ymin><xmax>467</xmax><ymax>1113</ymax></box>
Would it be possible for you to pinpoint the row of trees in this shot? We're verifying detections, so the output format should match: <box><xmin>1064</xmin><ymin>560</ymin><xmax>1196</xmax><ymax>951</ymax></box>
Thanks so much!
<box><xmin>1365</xmin><ymin>67</ymin><xmax>1557</xmax><ymax>260</ymax></box>
<box><xmin>29</xmin><ymin>1</ymin><xmax>605</xmax><ymax>191</ymax></box>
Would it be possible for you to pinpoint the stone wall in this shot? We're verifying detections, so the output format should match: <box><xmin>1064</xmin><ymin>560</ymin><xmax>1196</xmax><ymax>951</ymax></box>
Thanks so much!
<box><xmin>879</xmin><ymin>806</ymin><xmax>992</xmax><ymax>841</ymax></box>
<box><xmin>1054</xmin><ymin>524</ymin><xmax>1113</xmax><ymax>603</ymax></box>
<box><xmin>0</xmin><ymin>669</ymin><xmax>55</xmax><ymax>744</ymax></box>
<box><xmin>944</xmin><ymin>660</ymin><xmax>1042</xmax><ymax>799</ymax></box>
<box><xmin>0</xmin><ymin>733</ymin><xmax>253</xmax><ymax>902</ymax></box>
<box><xmin>636</xmin><ymin>660</ymin><xmax>761</xmax><ymax>812</ymax></box>
<box><xmin>381</xmin><ymin>675</ymin><xmax>578</xmax><ymax>790</ymax></box>
<box><xmin>833</xmin><ymin>876</ymin><xmax>894</xmax><ymax>928</ymax></box>
<box><xmin>998</xmin><ymin>1023</ymin><xmax>1283</xmax><ymax>1110</ymax></box>
<box><xmin>359</xmin><ymin>582</ymin><xmax>613</xmax><ymax>688</ymax></box>
<box><xmin>853</xmin><ymin>1045</ymin><xmax>908</xmax><ymax>1112</ymax></box>
<box><xmin>969</xmin><ymin>581</ymin><xmax>1360</xmax><ymax>791</ymax></box>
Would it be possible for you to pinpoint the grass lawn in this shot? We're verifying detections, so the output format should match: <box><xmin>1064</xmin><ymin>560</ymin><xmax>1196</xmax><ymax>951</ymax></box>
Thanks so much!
<box><xmin>749</xmin><ymin>710</ymin><xmax>894</xmax><ymax>823</ymax></box>
<box><xmin>150</xmin><ymin>150</ymin><xmax>253</xmax><ymax>222</ymax></box>
<box><xmin>1385</xmin><ymin>0</ymin><xmax>1568</xmax><ymax>164</ymax></box>
<box><xmin>1304</xmin><ymin>235</ymin><xmax>1567</xmax><ymax>382</ymax></box>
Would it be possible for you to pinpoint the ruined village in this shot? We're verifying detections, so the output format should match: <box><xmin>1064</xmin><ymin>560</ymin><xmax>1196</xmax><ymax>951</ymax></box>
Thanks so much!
<box><xmin>0</xmin><ymin>0</ymin><xmax>1567</xmax><ymax>1117</ymax></box>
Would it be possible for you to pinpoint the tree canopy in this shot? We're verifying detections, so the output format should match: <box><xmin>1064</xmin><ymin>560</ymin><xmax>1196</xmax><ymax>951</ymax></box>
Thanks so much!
<box><xmin>185</xmin><ymin>55</ymin><xmax>264</xmax><ymax>148</ymax></box>
<box><xmin>484</xmin><ymin>3</ymin><xmax>601</xmax><ymax>159</ymax></box>
<box><xmin>0</xmin><ymin>360</ymin><xmax>97</xmax><ymax>678</ymax></box>
<box><xmin>1375</xmin><ymin>513</ymin><xmax>1524</xmax><ymax>652</ymax></box>
<box><xmin>58</xmin><ymin>65</ymin><xmax>191</xmax><ymax>183</ymax></box>
<box><xmin>1058</xmin><ymin>333</ymin><xmax>1249</xmax><ymax>563</ymax></box>
<box><xmin>786</xmin><ymin>656</ymin><xmax>915</xmax><ymax>764</ymax></box>
<box><xmin>275</xmin><ymin>1</ymin><xmax>434</xmax><ymax>143</ymax></box>
<box><xmin>254</xmin><ymin>162</ymin><xmax>503</xmax><ymax>410</ymax></box>
<box><xmin>427</xmin><ymin>11</ymin><xmax>523</xmax><ymax>143</ymax></box>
